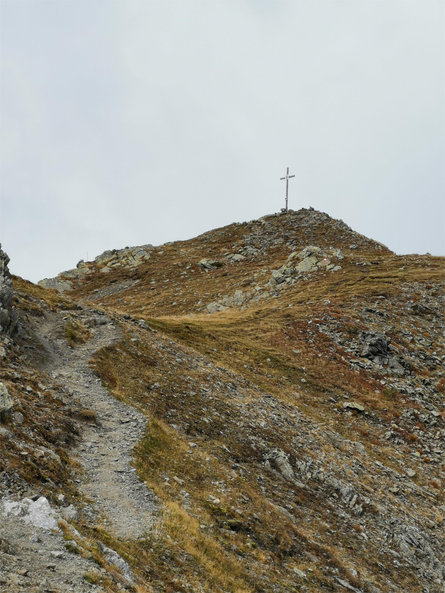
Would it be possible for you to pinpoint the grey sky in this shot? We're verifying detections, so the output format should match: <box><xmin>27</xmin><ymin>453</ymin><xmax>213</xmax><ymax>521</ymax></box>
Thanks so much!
<box><xmin>1</xmin><ymin>0</ymin><xmax>444</xmax><ymax>283</ymax></box>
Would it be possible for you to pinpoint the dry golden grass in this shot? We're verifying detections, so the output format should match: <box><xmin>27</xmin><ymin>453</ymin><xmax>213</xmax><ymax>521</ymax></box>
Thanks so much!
<box><xmin>77</xmin><ymin>409</ymin><xmax>98</xmax><ymax>423</ymax></box>
<box><xmin>69</xmin><ymin>219</ymin><xmax>444</xmax><ymax>319</ymax></box>
<box><xmin>83</xmin><ymin>238</ymin><xmax>443</xmax><ymax>591</ymax></box>
<box><xmin>90</xmin><ymin>319</ymin><xmax>432</xmax><ymax>592</ymax></box>
<box><xmin>64</xmin><ymin>319</ymin><xmax>92</xmax><ymax>347</ymax></box>
<box><xmin>12</xmin><ymin>275</ymin><xmax>76</xmax><ymax>312</ymax></box>
<box><xmin>60</xmin><ymin>520</ymin><xmax>155</xmax><ymax>593</ymax></box>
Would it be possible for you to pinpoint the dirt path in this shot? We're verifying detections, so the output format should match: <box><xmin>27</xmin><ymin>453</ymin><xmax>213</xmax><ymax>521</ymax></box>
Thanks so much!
<box><xmin>34</xmin><ymin>308</ymin><xmax>158</xmax><ymax>540</ymax></box>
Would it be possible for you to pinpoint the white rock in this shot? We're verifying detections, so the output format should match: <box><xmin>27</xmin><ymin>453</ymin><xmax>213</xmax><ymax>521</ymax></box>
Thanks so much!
<box><xmin>206</xmin><ymin>302</ymin><xmax>226</xmax><ymax>313</ymax></box>
<box><xmin>3</xmin><ymin>497</ymin><xmax>60</xmax><ymax>531</ymax></box>
<box><xmin>343</xmin><ymin>401</ymin><xmax>365</xmax><ymax>412</ymax></box>
<box><xmin>101</xmin><ymin>545</ymin><xmax>134</xmax><ymax>584</ymax></box>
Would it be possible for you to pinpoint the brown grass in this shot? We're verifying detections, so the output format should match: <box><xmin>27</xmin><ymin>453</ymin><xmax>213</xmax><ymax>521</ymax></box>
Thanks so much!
<box><xmin>65</xmin><ymin>319</ymin><xmax>92</xmax><ymax>347</ymax></box>
<box><xmin>90</xmin><ymin>317</ymin><xmax>435</xmax><ymax>592</ymax></box>
<box><xmin>77</xmin><ymin>409</ymin><xmax>98</xmax><ymax>423</ymax></box>
<box><xmin>13</xmin><ymin>275</ymin><xmax>76</xmax><ymax>312</ymax></box>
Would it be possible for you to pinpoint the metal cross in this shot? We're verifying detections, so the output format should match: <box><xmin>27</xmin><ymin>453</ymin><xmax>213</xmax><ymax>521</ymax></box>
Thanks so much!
<box><xmin>280</xmin><ymin>167</ymin><xmax>295</xmax><ymax>212</ymax></box>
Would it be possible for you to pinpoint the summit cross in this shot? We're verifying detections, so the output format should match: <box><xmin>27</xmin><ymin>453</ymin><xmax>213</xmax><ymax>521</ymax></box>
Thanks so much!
<box><xmin>280</xmin><ymin>167</ymin><xmax>295</xmax><ymax>212</ymax></box>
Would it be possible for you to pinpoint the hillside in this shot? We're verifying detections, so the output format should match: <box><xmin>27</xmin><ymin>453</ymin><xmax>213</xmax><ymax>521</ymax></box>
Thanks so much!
<box><xmin>1</xmin><ymin>209</ymin><xmax>444</xmax><ymax>593</ymax></box>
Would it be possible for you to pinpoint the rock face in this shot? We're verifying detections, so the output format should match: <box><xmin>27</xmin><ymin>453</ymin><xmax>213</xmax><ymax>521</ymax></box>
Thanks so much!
<box><xmin>0</xmin><ymin>245</ymin><xmax>17</xmax><ymax>335</ymax></box>
<box><xmin>93</xmin><ymin>244</ymin><xmax>152</xmax><ymax>270</ymax></box>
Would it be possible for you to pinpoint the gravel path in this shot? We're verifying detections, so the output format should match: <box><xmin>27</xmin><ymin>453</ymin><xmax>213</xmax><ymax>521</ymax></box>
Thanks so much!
<box><xmin>34</xmin><ymin>309</ymin><xmax>158</xmax><ymax>540</ymax></box>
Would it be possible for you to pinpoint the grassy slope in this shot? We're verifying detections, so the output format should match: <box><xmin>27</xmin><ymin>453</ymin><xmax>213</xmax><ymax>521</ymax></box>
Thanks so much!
<box><xmin>81</xmin><ymin>214</ymin><xmax>444</xmax><ymax>592</ymax></box>
<box><xmin>7</xmin><ymin>211</ymin><xmax>444</xmax><ymax>592</ymax></box>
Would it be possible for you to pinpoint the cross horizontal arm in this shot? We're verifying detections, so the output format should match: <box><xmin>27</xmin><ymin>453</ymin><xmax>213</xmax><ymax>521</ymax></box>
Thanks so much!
<box><xmin>288</xmin><ymin>175</ymin><xmax>295</xmax><ymax>179</ymax></box>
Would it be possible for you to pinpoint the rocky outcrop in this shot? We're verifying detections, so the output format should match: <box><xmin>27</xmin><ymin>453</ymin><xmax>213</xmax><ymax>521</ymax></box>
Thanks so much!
<box><xmin>269</xmin><ymin>245</ymin><xmax>343</xmax><ymax>285</ymax></box>
<box><xmin>240</xmin><ymin>208</ymin><xmax>390</xmax><ymax>257</ymax></box>
<box><xmin>39</xmin><ymin>244</ymin><xmax>153</xmax><ymax>292</ymax></box>
<box><xmin>360</xmin><ymin>332</ymin><xmax>390</xmax><ymax>358</ymax></box>
<box><xmin>204</xmin><ymin>246</ymin><xmax>344</xmax><ymax>313</ymax></box>
<box><xmin>206</xmin><ymin>289</ymin><xmax>248</xmax><ymax>312</ymax></box>
<box><xmin>39</xmin><ymin>264</ymin><xmax>91</xmax><ymax>293</ymax></box>
<box><xmin>225</xmin><ymin>253</ymin><xmax>246</xmax><ymax>263</ymax></box>
<box><xmin>264</xmin><ymin>449</ymin><xmax>295</xmax><ymax>481</ymax></box>
<box><xmin>198</xmin><ymin>258</ymin><xmax>223</xmax><ymax>269</ymax></box>
<box><xmin>94</xmin><ymin>244</ymin><xmax>152</xmax><ymax>271</ymax></box>
<box><xmin>0</xmin><ymin>382</ymin><xmax>13</xmax><ymax>423</ymax></box>
<box><xmin>38</xmin><ymin>276</ymin><xmax>74</xmax><ymax>292</ymax></box>
<box><xmin>0</xmin><ymin>245</ymin><xmax>17</xmax><ymax>335</ymax></box>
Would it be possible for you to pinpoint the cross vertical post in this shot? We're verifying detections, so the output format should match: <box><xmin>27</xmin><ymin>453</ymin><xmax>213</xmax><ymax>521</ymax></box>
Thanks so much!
<box><xmin>280</xmin><ymin>167</ymin><xmax>295</xmax><ymax>212</ymax></box>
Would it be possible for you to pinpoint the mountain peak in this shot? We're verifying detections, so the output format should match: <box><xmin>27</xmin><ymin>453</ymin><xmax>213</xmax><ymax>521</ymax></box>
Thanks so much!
<box><xmin>39</xmin><ymin>209</ymin><xmax>390</xmax><ymax>306</ymax></box>
<box><xmin>2</xmin><ymin>211</ymin><xmax>444</xmax><ymax>592</ymax></box>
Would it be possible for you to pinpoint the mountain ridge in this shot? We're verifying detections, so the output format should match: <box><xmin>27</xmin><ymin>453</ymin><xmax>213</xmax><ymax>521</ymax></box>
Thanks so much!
<box><xmin>1</xmin><ymin>208</ymin><xmax>444</xmax><ymax>593</ymax></box>
<box><xmin>38</xmin><ymin>208</ymin><xmax>391</xmax><ymax>289</ymax></box>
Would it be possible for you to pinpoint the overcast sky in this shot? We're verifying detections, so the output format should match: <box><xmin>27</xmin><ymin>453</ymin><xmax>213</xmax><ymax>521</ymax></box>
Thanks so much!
<box><xmin>1</xmin><ymin>0</ymin><xmax>444</xmax><ymax>283</ymax></box>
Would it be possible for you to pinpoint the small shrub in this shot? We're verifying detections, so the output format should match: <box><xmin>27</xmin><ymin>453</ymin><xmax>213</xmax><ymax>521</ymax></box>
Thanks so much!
<box><xmin>382</xmin><ymin>387</ymin><xmax>399</xmax><ymax>399</ymax></box>
<box><xmin>348</xmin><ymin>325</ymin><xmax>361</xmax><ymax>337</ymax></box>
<box><xmin>65</xmin><ymin>542</ymin><xmax>80</xmax><ymax>554</ymax></box>
<box><xmin>65</xmin><ymin>320</ymin><xmax>91</xmax><ymax>347</ymax></box>
<box><xmin>83</xmin><ymin>572</ymin><xmax>100</xmax><ymax>584</ymax></box>
<box><xmin>77</xmin><ymin>409</ymin><xmax>97</xmax><ymax>423</ymax></box>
